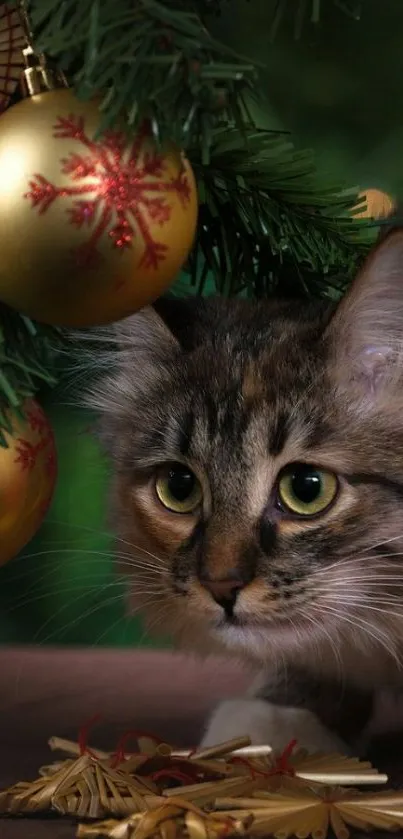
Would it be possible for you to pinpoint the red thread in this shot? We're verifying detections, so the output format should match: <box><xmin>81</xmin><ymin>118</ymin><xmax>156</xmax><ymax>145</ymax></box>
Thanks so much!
<box><xmin>150</xmin><ymin>768</ymin><xmax>195</xmax><ymax>785</ymax></box>
<box><xmin>229</xmin><ymin>756</ymin><xmax>262</xmax><ymax>780</ymax></box>
<box><xmin>111</xmin><ymin>728</ymin><xmax>165</xmax><ymax>767</ymax></box>
<box><xmin>78</xmin><ymin>714</ymin><xmax>102</xmax><ymax>758</ymax></box>
<box><xmin>270</xmin><ymin>738</ymin><xmax>297</xmax><ymax>776</ymax></box>
<box><xmin>218</xmin><ymin>818</ymin><xmax>235</xmax><ymax>837</ymax></box>
<box><xmin>229</xmin><ymin>739</ymin><xmax>297</xmax><ymax>780</ymax></box>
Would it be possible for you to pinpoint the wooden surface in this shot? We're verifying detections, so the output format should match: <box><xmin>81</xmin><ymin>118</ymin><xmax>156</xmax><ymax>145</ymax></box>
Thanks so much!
<box><xmin>0</xmin><ymin>647</ymin><xmax>402</xmax><ymax>838</ymax></box>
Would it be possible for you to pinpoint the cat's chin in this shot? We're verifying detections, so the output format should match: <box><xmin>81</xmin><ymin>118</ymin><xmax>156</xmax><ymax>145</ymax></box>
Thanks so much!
<box><xmin>211</xmin><ymin>615</ymin><xmax>316</xmax><ymax>658</ymax></box>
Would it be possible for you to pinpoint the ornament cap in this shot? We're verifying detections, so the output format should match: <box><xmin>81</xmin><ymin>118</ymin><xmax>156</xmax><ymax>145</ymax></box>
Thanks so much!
<box><xmin>21</xmin><ymin>45</ymin><xmax>68</xmax><ymax>97</ymax></box>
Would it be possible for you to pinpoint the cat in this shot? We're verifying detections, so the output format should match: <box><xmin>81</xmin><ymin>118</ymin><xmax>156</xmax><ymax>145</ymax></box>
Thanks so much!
<box><xmin>86</xmin><ymin>228</ymin><xmax>403</xmax><ymax>755</ymax></box>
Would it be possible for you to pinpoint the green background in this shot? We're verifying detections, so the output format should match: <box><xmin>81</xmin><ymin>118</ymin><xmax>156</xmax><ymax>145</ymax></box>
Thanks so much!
<box><xmin>1</xmin><ymin>0</ymin><xmax>403</xmax><ymax>645</ymax></box>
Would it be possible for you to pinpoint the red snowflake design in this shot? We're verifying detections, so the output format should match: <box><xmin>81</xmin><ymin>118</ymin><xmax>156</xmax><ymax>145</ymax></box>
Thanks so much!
<box><xmin>14</xmin><ymin>432</ymin><xmax>55</xmax><ymax>475</ymax></box>
<box><xmin>26</xmin><ymin>401</ymin><xmax>49</xmax><ymax>437</ymax></box>
<box><xmin>24</xmin><ymin>117</ymin><xmax>192</xmax><ymax>270</ymax></box>
<box><xmin>14</xmin><ymin>438</ymin><xmax>43</xmax><ymax>471</ymax></box>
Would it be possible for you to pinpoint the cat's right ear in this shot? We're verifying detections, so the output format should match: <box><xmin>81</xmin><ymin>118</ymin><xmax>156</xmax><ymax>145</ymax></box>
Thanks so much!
<box><xmin>113</xmin><ymin>303</ymin><xmax>179</xmax><ymax>362</ymax></box>
<box><xmin>114</xmin><ymin>296</ymin><xmax>207</xmax><ymax>358</ymax></box>
<box><xmin>81</xmin><ymin>298</ymin><xmax>205</xmax><ymax>445</ymax></box>
<box><xmin>326</xmin><ymin>228</ymin><xmax>403</xmax><ymax>408</ymax></box>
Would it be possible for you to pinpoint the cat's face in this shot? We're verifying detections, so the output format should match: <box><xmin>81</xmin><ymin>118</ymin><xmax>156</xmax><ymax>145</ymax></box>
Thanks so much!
<box><xmin>89</xmin><ymin>231</ymin><xmax>403</xmax><ymax>674</ymax></box>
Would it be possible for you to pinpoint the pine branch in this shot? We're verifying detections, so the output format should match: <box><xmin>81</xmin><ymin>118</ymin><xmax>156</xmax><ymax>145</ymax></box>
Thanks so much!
<box><xmin>22</xmin><ymin>0</ymin><xmax>258</xmax><ymax>156</ymax></box>
<box><xmin>0</xmin><ymin>0</ymin><xmax>370</xmax><ymax>436</ymax></box>
<box><xmin>270</xmin><ymin>0</ymin><xmax>362</xmax><ymax>40</ymax></box>
<box><xmin>0</xmin><ymin>305</ymin><xmax>59</xmax><ymax>443</ymax></box>
<box><xmin>183</xmin><ymin>127</ymin><xmax>376</xmax><ymax>301</ymax></box>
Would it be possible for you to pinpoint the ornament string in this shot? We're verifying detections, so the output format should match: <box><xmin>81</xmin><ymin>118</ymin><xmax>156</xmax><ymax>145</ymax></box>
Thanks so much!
<box><xmin>150</xmin><ymin>768</ymin><xmax>196</xmax><ymax>785</ymax></box>
<box><xmin>78</xmin><ymin>713</ymin><xmax>102</xmax><ymax>759</ymax></box>
<box><xmin>229</xmin><ymin>738</ymin><xmax>297</xmax><ymax>780</ymax></box>
<box><xmin>110</xmin><ymin>729</ymin><xmax>165</xmax><ymax>768</ymax></box>
<box><xmin>271</xmin><ymin>738</ymin><xmax>297</xmax><ymax>776</ymax></box>
<box><xmin>111</xmin><ymin>729</ymin><xmax>197</xmax><ymax>784</ymax></box>
<box><xmin>18</xmin><ymin>0</ymin><xmax>33</xmax><ymax>46</ymax></box>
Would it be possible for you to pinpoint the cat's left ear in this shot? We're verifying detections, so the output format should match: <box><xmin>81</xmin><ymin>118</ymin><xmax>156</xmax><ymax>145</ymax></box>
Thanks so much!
<box><xmin>326</xmin><ymin>228</ymin><xmax>403</xmax><ymax>401</ymax></box>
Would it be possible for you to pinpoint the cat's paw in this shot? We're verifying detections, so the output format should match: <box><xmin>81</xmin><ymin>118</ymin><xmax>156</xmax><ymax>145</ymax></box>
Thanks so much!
<box><xmin>201</xmin><ymin>699</ymin><xmax>350</xmax><ymax>754</ymax></box>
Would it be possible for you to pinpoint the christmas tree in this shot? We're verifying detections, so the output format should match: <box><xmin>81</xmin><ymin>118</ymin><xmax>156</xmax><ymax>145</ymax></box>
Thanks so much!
<box><xmin>0</xmin><ymin>0</ymin><xmax>380</xmax><ymax>429</ymax></box>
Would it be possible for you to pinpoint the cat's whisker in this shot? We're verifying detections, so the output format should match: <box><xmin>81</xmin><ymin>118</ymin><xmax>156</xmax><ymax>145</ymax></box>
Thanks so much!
<box><xmin>0</xmin><ymin>566</ymin><xmax>162</xmax><ymax>602</ymax></box>
<box><xmin>322</xmin><ymin>592</ymin><xmax>403</xmax><ymax>607</ymax></box>
<box><xmin>30</xmin><ymin>591</ymin><xmax>130</xmax><ymax>646</ymax></box>
<box><xmin>308</xmin><ymin>555</ymin><xmax>403</xmax><ymax>578</ymax></box>
<box><xmin>9</xmin><ymin>571</ymin><xmax>163</xmax><ymax>601</ymax></box>
<box><xmin>321</xmin><ymin>594</ymin><xmax>403</xmax><ymax>618</ymax></box>
<box><xmin>356</xmin><ymin>533</ymin><xmax>403</xmax><ymax>556</ymax></box>
<box><xmin>308</xmin><ymin>556</ymin><xmax>376</xmax><ymax>578</ymax></box>
<box><xmin>309</xmin><ymin>564</ymin><xmax>403</xmax><ymax>582</ymax></box>
<box><xmin>322</xmin><ymin>596</ymin><xmax>403</xmax><ymax>609</ymax></box>
<box><xmin>320</xmin><ymin>568</ymin><xmax>403</xmax><ymax>584</ymax></box>
<box><xmin>344</xmin><ymin>556</ymin><xmax>393</xmax><ymax>567</ymax></box>
<box><xmin>311</xmin><ymin>549</ymin><xmax>403</xmax><ymax>570</ymax></box>
<box><xmin>5</xmin><ymin>577</ymin><xmax>166</xmax><ymax>614</ymax></box>
<box><xmin>18</xmin><ymin>543</ymin><xmax>161</xmax><ymax>565</ymax></box>
<box><xmin>301</xmin><ymin>607</ymin><xmax>345</xmax><ymax>678</ymax></box>
<box><xmin>137</xmin><ymin>597</ymin><xmax>180</xmax><ymax>645</ymax></box>
<box><xmin>313</xmin><ymin>599</ymin><xmax>391</xmax><ymax>636</ymax></box>
<box><xmin>95</xmin><ymin>593</ymin><xmax>168</xmax><ymax>647</ymax></box>
<box><xmin>306</xmin><ymin>605</ymin><xmax>346</xmax><ymax>677</ymax></box>
<box><xmin>45</xmin><ymin>517</ymin><xmax>169</xmax><ymax>567</ymax></box>
<box><xmin>319</xmin><ymin>576</ymin><xmax>403</xmax><ymax>585</ymax></box>
<box><xmin>317</xmin><ymin>583</ymin><xmax>403</xmax><ymax>600</ymax></box>
<box><xmin>314</xmin><ymin>602</ymin><xmax>401</xmax><ymax>668</ymax></box>
<box><xmin>16</xmin><ymin>547</ymin><xmax>167</xmax><ymax>575</ymax></box>
<box><xmin>34</xmin><ymin>589</ymin><xmax>164</xmax><ymax>647</ymax></box>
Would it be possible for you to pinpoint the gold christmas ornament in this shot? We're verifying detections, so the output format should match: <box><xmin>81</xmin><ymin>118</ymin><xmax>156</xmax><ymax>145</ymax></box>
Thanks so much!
<box><xmin>0</xmin><ymin>398</ymin><xmax>57</xmax><ymax>565</ymax></box>
<box><xmin>0</xmin><ymin>55</ymin><xmax>198</xmax><ymax>326</ymax></box>
<box><xmin>355</xmin><ymin>188</ymin><xmax>395</xmax><ymax>220</ymax></box>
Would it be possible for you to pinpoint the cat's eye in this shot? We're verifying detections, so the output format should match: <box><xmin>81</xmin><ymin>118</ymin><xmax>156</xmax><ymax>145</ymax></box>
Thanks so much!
<box><xmin>155</xmin><ymin>463</ymin><xmax>202</xmax><ymax>513</ymax></box>
<box><xmin>277</xmin><ymin>463</ymin><xmax>338</xmax><ymax>517</ymax></box>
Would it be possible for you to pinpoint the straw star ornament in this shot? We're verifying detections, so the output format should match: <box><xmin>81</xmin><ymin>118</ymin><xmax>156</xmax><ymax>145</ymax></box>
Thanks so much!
<box><xmin>0</xmin><ymin>725</ymin><xmax>402</xmax><ymax>839</ymax></box>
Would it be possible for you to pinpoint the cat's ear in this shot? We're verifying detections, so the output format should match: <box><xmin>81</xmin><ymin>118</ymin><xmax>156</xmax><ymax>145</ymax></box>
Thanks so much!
<box><xmin>82</xmin><ymin>298</ymin><xmax>205</xmax><ymax>430</ymax></box>
<box><xmin>113</xmin><ymin>302</ymin><xmax>179</xmax><ymax>362</ymax></box>
<box><xmin>326</xmin><ymin>229</ymin><xmax>403</xmax><ymax>403</ymax></box>
<box><xmin>114</xmin><ymin>296</ymin><xmax>207</xmax><ymax>359</ymax></box>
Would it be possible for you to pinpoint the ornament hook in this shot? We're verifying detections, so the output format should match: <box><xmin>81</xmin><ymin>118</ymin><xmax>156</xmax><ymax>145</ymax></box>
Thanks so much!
<box><xmin>18</xmin><ymin>0</ymin><xmax>68</xmax><ymax>97</ymax></box>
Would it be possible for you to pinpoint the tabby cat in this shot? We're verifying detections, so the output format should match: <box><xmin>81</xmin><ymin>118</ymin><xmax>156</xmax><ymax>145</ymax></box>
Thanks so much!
<box><xmin>88</xmin><ymin>229</ymin><xmax>403</xmax><ymax>754</ymax></box>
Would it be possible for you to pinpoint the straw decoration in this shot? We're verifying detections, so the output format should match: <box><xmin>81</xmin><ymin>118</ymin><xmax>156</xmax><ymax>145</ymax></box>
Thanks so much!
<box><xmin>77</xmin><ymin>796</ymin><xmax>252</xmax><ymax>839</ymax></box>
<box><xmin>0</xmin><ymin>723</ymin><xmax>402</xmax><ymax>839</ymax></box>
<box><xmin>0</xmin><ymin>754</ymin><xmax>161</xmax><ymax>819</ymax></box>
<box><xmin>212</xmin><ymin>786</ymin><xmax>403</xmax><ymax>839</ymax></box>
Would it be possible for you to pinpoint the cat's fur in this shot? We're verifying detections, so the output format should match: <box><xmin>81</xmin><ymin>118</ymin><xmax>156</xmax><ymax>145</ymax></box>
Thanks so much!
<box><xmin>87</xmin><ymin>229</ymin><xmax>403</xmax><ymax>753</ymax></box>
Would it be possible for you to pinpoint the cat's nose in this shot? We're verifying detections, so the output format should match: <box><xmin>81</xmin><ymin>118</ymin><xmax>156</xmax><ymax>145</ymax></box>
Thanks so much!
<box><xmin>199</xmin><ymin>575</ymin><xmax>244</xmax><ymax>615</ymax></box>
